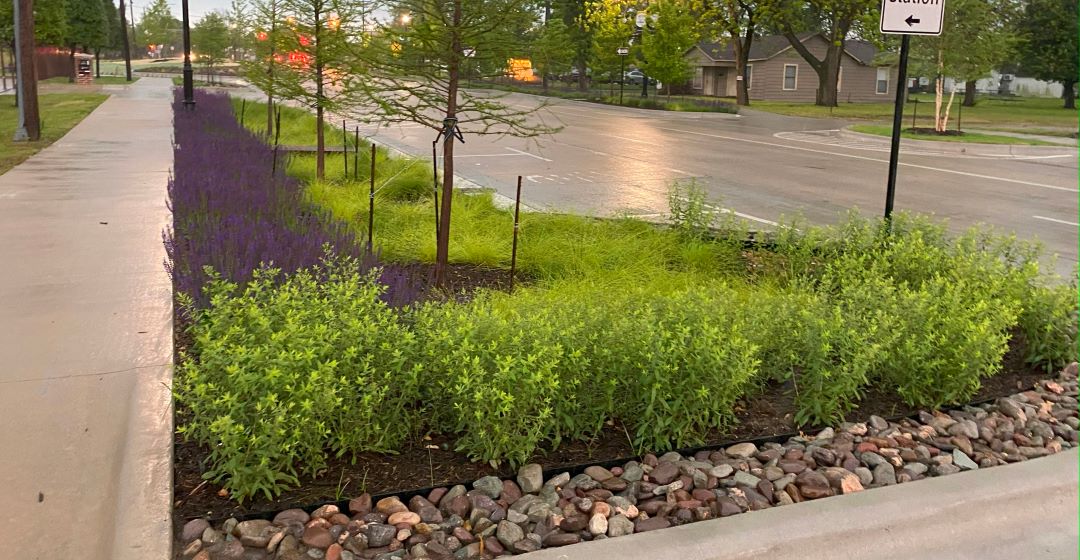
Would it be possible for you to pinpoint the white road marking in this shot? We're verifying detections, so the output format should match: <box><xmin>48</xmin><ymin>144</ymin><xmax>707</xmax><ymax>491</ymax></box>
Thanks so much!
<box><xmin>659</xmin><ymin>127</ymin><xmax>1077</xmax><ymax>193</ymax></box>
<box><xmin>1033</xmin><ymin>215</ymin><xmax>1080</xmax><ymax>227</ymax></box>
<box><xmin>775</xmin><ymin>129</ymin><xmax>1077</xmax><ymax>161</ymax></box>
<box><xmin>506</xmin><ymin>147</ymin><xmax>553</xmax><ymax>161</ymax></box>
<box><xmin>667</xmin><ymin>168</ymin><xmax>693</xmax><ymax>176</ymax></box>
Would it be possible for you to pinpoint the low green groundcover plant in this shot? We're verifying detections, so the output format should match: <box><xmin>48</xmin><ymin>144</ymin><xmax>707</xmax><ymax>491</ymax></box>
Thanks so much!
<box><xmin>173</xmin><ymin>100</ymin><xmax>1078</xmax><ymax>501</ymax></box>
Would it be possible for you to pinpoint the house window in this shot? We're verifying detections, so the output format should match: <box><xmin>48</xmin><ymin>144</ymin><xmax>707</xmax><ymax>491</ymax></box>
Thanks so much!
<box><xmin>746</xmin><ymin>64</ymin><xmax>753</xmax><ymax>90</ymax></box>
<box><xmin>876</xmin><ymin>67</ymin><xmax>889</xmax><ymax>94</ymax></box>
<box><xmin>783</xmin><ymin>64</ymin><xmax>797</xmax><ymax>90</ymax></box>
<box><xmin>693</xmin><ymin>66</ymin><xmax>703</xmax><ymax>89</ymax></box>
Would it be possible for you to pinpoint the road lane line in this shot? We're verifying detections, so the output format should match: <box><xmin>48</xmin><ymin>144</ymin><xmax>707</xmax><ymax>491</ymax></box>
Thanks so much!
<box><xmin>1033</xmin><ymin>215</ymin><xmax>1080</xmax><ymax>227</ymax></box>
<box><xmin>658</xmin><ymin>126</ymin><xmax>1077</xmax><ymax>193</ymax></box>
<box><xmin>506</xmin><ymin>147</ymin><xmax>553</xmax><ymax>161</ymax></box>
<box><xmin>668</xmin><ymin>168</ymin><xmax>693</xmax><ymax>175</ymax></box>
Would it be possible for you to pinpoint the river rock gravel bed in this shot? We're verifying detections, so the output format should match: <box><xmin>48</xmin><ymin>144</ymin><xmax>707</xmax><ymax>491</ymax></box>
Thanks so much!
<box><xmin>178</xmin><ymin>364</ymin><xmax>1078</xmax><ymax>560</ymax></box>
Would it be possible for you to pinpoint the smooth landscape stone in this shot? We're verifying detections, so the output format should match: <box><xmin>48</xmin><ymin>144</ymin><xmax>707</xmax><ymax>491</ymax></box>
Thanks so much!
<box><xmin>182</xmin><ymin>518</ymin><xmax>211</xmax><ymax>543</ymax></box>
<box><xmin>472</xmin><ymin>476</ymin><xmax>503</xmax><ymax>499</ymax></box>
<box><xmin>365</xmin><ymin>524</ymin><xmax>397</xmax><ymax>548</ymax></box>
<box><xmin>733</xmin><ymin>470</ymin><xmax>761</xmax><ymax>488</ymax></box>
<box><xmin>649</xmin><ymin>462</ymin><xmax>679</xmax><ymax>485</ymax></box>
<box><xmin>376</xmin><ymin>497</ymin><xmax>408</xmax><ymax>516</ymax></box>
<box><xmin>388</xmin><ymin>512</ymin><xmax>421</xmax><ymax>527</ymax></box>
<box><xmin>621</xmin><ymin>463</ymin><xmax>645</xmax><ymax>482</ymax></box>
<box><xmin>234</xmin><ymin>519</ymin><xmax>274</xmax><ymax>547</ymax></box>
<box><xmin>953</xmin><ymin>449</ymin><xmax>980</xmax><ymax>471</ymax></box>
<box><xmin>708</xmin><ymin>464</ymin><xmax>734</xmax><ymax>479</ymax></box>
<box><xmin>872</xmin><ymin>462</ymin><xmax>897</xmax><ymax>486</ymax></box>
<box><xmin>542</xmin><ymin>533</ymin><xmax>581</xmax><ymax>547</ymax></box>
<box><xmin>588</xmin><ymin>513</ymin><xmax>608</xmax><ymax>535</ymax></box>
<box><xmin>584</xmin><ymin>465</ymin><xmax>615</xmax><ymax>482</ymax></box>
<box><xmin>496</xmin><ymin>520</ymin><xmax>525</xmax><ymax>547</ymax></box>
<box><xmin>634</xmin><ymin>516</ymin><xmax>672</xmax><ymax>533</ymax></box>
<box><xmin>511</xmin><ymin>538</ymin><xmax>541</xmax><ymax>554</ymax></box>
<box><xmin>607</xmin><ymin>514</ymin><xmax>634</xmax><ymax>537</ymax></box>
<box><xmin>726</xmin><ymin>442</ymin><xmax>758</xmax><ymax>459</ymax></box>
<box><xmin>302</xmin><ymin>526</ymin><xmax>334</xmax><ymax>549</ymax></box>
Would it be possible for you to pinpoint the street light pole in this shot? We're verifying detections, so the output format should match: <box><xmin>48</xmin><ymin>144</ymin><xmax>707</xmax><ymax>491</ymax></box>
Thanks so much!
<box><xmin>181</xmin><ymin>0</ymin><xmax>195</xmax><ymax>108</ymax></box>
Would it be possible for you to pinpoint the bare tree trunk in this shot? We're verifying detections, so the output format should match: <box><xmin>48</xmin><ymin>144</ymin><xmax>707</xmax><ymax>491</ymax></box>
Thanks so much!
<box><xmin>1063</xmin><ymin>80</ymin><xmax>1076</xmax><ymax>110</ymax></box>
<box><xmin>733</xmin><ymin>33</ymin><xmax>752</xmax><ymax>106</ymax></box>
<box><xmin>963</xmin><ymin>79</ymin><xmax>976</xmax><ymax>106</ymax></box>
<box><xmin>95</xmin><ymin>49</ymin><xmax>100</xmax><ymax>78</ymax></box>
<box><xmin>941</xmin><ymin>85</ymin><xmax>956</xmax><ymax>131</ymax></box>
<box><xmin>783</xmin><ymin>30</ymin><xmax>841</xmax><ymax>107</ymax></box>
<box><xmin>576</xmin><ymin>58</ymin><xmax>587</xmax><ymax>92</ymax></box>
<box><xmin>118</xmin><ymin>0</ymin><xmax>132</xmax><ymax>81</ymax></box>
<box><xmin>69</xmin><ymin>44</ymin><xmax>77</xmax><ymax>82</ymax></box>
<box><xmin>314</xmin><ymin>2</ymin><xmax>325</xmax><ymax>179</ymax></box>
<box><xmin>434</xmin><ymin>0</ymin><xmax>463</xmax><ymax>287</ymax></box>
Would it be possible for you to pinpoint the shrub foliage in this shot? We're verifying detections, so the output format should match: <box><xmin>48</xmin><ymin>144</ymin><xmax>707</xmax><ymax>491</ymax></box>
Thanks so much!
<box><xmin>172</xmin><ymin>92</ymin><xmax>1078</xmax><ymax>501</ymax></box>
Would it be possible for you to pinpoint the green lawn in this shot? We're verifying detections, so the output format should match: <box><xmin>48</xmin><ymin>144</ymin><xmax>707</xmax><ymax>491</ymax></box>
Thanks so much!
<box><xmin>848</xmin><ymin>124</ymin><xmax>1060</xmax><ymax>146</ymax></box>
<box><xmin>750</xmin><ymin>94</ymin><xmax>1078</xmax><ymax>132</ymax></box>
<box><xmin>42</xmin><ymin>76</ymin><xmax>138</xmax><ymax>85</ymax></box>
<box><xmin>0</xmin><ymin>92</ymin><xmax>109</xmax><ymax>176</ymax></box>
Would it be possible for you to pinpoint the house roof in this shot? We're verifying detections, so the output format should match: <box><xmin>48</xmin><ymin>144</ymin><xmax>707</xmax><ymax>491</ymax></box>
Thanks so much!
<box><xmin>692</xmin><ymin>34</ymin><xmax>882</xmax><ymax>66</ymax></box>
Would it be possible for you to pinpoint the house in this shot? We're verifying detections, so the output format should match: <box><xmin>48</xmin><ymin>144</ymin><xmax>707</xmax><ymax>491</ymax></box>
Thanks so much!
<box><xmin>685</xmin><ymin>34</ymin><xmax>899</xmax><ymax>103</ymax></box>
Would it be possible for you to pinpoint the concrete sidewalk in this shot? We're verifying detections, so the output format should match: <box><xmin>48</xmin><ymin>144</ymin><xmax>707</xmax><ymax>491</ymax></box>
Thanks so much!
<box><xmin>0</xmin><ymin>78</ymin><xmax>174</xmax><ymax>559</ymax></box>
<box><xmin>526</xmin><ymin>449</ymin><xmax>1079</xmax><ymax>560</ymax></box>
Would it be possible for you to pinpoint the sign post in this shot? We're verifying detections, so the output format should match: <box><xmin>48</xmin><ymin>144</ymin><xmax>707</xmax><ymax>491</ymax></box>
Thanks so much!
<box><xmin>879</xmin><ymin>0</ymin><xmax>945</xmax><ymax>220</ymax></box>
<box><xmin>617</xmin><ymin>46</ymin><xmax>629</xmax><ymax>105</ymax></box>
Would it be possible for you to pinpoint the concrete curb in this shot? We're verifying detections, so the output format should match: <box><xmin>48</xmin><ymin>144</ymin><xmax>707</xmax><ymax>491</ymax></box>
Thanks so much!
<box><xmin>839</xmin><ymin>127</ymin><xmax>1076</xmax><ymax>157</ymax></box>
<box><xmin>522</xmin><ymin>450</ymin><xmax>1079</xmax><ymax>560</ymax></box>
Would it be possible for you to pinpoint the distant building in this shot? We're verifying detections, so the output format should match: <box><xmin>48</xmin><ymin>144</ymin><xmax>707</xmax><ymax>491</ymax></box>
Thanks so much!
<box><xmin>685</xmin><ymin>34</ymin><xmax>898</xmax><ymax>103</ymax></box>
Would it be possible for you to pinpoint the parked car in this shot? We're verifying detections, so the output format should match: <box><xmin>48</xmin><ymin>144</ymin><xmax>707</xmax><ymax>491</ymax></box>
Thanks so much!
<box><xmin>623</xmin><ymin>70</ymin><xmax>656</xmax><ymax>86</ymax></box>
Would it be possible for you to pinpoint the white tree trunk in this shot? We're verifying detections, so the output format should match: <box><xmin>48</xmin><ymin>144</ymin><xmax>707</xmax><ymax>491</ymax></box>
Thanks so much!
<box><xmin>941</xmin><ymin>86</ymin><xmax>956</xmax><ymax>132</ymax></box>
<box><xmin>934</xmin><ymin>49</ymin><xmax>944</xmax><ymax>133</ymax></box>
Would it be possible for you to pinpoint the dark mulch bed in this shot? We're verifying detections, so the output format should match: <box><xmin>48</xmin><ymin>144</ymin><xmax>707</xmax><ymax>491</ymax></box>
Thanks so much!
<box><xmin>173</xmin><ymin>318</ymin><xmax>1048</xmax><ymax>523</ymax></box>
<box><xmin>907</xmin><ymin>127</ymin><xmax>966</xmax><ymax>137</ymax></box>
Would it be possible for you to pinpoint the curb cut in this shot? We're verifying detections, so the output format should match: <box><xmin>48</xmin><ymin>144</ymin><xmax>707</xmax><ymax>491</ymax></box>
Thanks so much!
<box><xmin>523</xmin><ymin>449</ymin><xmax>1079</xmax><ymax>560</ymax></box>
<box><xmin>838</xmin><ymin>127</ymin><xmax>1077</xmax><ymax>157</ymax></box>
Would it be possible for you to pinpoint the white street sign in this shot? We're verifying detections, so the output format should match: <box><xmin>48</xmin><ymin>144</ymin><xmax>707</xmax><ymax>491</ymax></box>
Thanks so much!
<box><xmin>880</xmin><ymin>0</ymin><xmax>945</xmax><ymax>36</ymax></box>
<box><xmin>617</xmin><ymin>46</ymin><xmax>629</xmax><ymax>55</ymax></box>
<box><xmin>635</xmin><ymin>13</ymin><xmax>647</xmax><ymax>27</ymax></box>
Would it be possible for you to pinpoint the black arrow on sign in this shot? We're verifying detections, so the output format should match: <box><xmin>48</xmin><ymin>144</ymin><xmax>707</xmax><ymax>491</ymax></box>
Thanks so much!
<box><xmin>905</xmin><ymin>14</ymin><xmax>921</xmax><ymax>25</ymax></box>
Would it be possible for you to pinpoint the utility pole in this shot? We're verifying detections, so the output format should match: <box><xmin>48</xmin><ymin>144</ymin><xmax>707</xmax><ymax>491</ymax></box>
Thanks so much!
<box><xmin>130</xmin><ymin>1</ymin><xmax>138</xmax><ymax>55</ymax></box>
<box><xmin>13</xmin><ymin>0</ymin><xmax>40</xmax><ymax>141</ymax></box>
<box><xmin>118</xmin><ymin>0</ymin><xmax>133</xmax><ymax>80</ymax></box>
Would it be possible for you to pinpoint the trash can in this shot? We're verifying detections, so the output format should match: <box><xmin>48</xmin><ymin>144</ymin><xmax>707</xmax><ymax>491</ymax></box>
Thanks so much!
<box><xmin>75</xmin><ymin>53</ymin><xmax>94</xmax><ymax>85</ymax></box>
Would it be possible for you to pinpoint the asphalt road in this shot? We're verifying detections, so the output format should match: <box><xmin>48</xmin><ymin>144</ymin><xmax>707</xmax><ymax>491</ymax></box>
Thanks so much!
<box><xmin>344</xmin><ymin>91</ymin><xmax>1078</xmax><ymax>277</ymax></box>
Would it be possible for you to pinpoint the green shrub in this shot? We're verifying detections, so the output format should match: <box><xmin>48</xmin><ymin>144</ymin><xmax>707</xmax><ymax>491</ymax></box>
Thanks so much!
<box><xmin>175</xmin><ymin>258</ymin><xmax>421</xmax><ymax>501</ymax></box>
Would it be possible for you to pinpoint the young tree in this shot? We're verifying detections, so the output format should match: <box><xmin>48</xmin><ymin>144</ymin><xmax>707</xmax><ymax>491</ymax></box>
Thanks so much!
<box><xmin>769</xmin><ymin>0</ymin><xmax>878</xmax><ymax>107</ymax></box>
<box><xmin>97</xmin><ymin>0</ymin><xmax>122</xmax><ymax>76</ymax></box>
<box><xmin>226</xmin><ymin>0</ymin><xmax>251</xmax><ymax>61</ymax></box>
<box><xmin>358</xmin><ymin>0</ymin><xmax>559</xmax><ymax>286</ymax></box>
<box><xmin>244</xmin><ymin>0</ymin><xmax>287</xmax><ymax>136</ymax></box>
<box><xmin>1017</xmin><ymin>0</ymin><xmax>1078</xmax><ymax>109</ymax></box>
<box><xmin>554</xmin><ymin>0</ymin><xmax>593</xmax><ymax>90</ymax></box>
<box><xmin>910</xmin><ymin>0</ymin><xmax>1015</xmax><ymax>130</ymax></box>
<box><xmin>65</xmin><ymin>0</ymin><xmax>108</xmax><ymax>81</ymax></box>
<box><xmin>585</xmin><ymin>0</ymin><xmax>635</xmax><ymax>94</ymax></box>
<box><xmin>273</xmin><ymin>0</ymin><xmax>367</xmax><ymax>179</ymax></box>
<box><xmin>531</xmin><ymin>17</ymin><xmax>576</xmax><ymax>92</ymax></box>
<box><xmin>139</xmin><ymin>0</ymin><xmax>181</xmax><ymax>55</ymax></box>
<box><xmin>193</xmin><ymin>11</ymin><xmax>231</xmax><ymax>81</ymax></box>
<box><xmin>639</xmin><ymin>0</ymin><xmax>697</xmax><ymax>100</ymax></box>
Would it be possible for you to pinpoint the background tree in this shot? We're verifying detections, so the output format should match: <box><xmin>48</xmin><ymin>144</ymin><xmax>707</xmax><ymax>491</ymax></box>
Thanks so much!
<box><xmin>97</xmin><ymin>0</ymin><xmax>123</xmax><ymax>76</ymax></box>
<box><xmin>358</xmin><ymin>0</ymin><xmax>558</xmax><ymax>286</ymax></box>
<box><xmin>226</xmin><ymin>0</ymin><xmax>252</xmax><ymax>61</ymax></box>
<box><xmin>244</xmin><ymin>0</ymin><xmax>287</xmax><ymax>136</ymax></box>
<box><xmin>639</xmin><ymin>0</ymin><xmax>697</xmax><ymax>99</ymax></box>
<box><xmin>138</xmin><ymin>0</ymin><xmax>181</xmax><ymax>55</ymax></box>
<box><xmin>1017</xmin><ymin>0</ymin><xmax>1078</xmax><ymax>109</ymax></box>
<box><xmin>66</xmin><ymin>0</ymin><xmax>108</xmax><ymax>80</ymax></box>
<box><xmin>910</xmin><ymin>0</ymin><xmax>1015</xmax><ymax>130</ymax></box>
<box><xmin>193</xmin><ymin>11</ymin><xmax>231</xmax><ymax>81</ymax></box>
<box><xmin>531</xmin><ymin>17</ymin><xmax>576</xmax><ymax>92</ymax></box>
<box><xmin>273</xmin><ymin>0</ymin><xmax>366</xmax><ymax>179</ymax></box>
<box><xmin>702</xmin><ymin>0</ymin><xmax>758</xmax><ymax>105</ymax></box>
<box><xmin>769</xmin><ymin>0</ymin><xmax>878</xmax><ymax>106</ymax></box>
<box><xmin>554</xmin><ymin>0</ymin><xmax>593</xmax><ymax>90</ymax></box>
<box><xmin>585</xmin><ymin>0</ymin><xmax>635</xmax><ymax>94</ymax></box>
